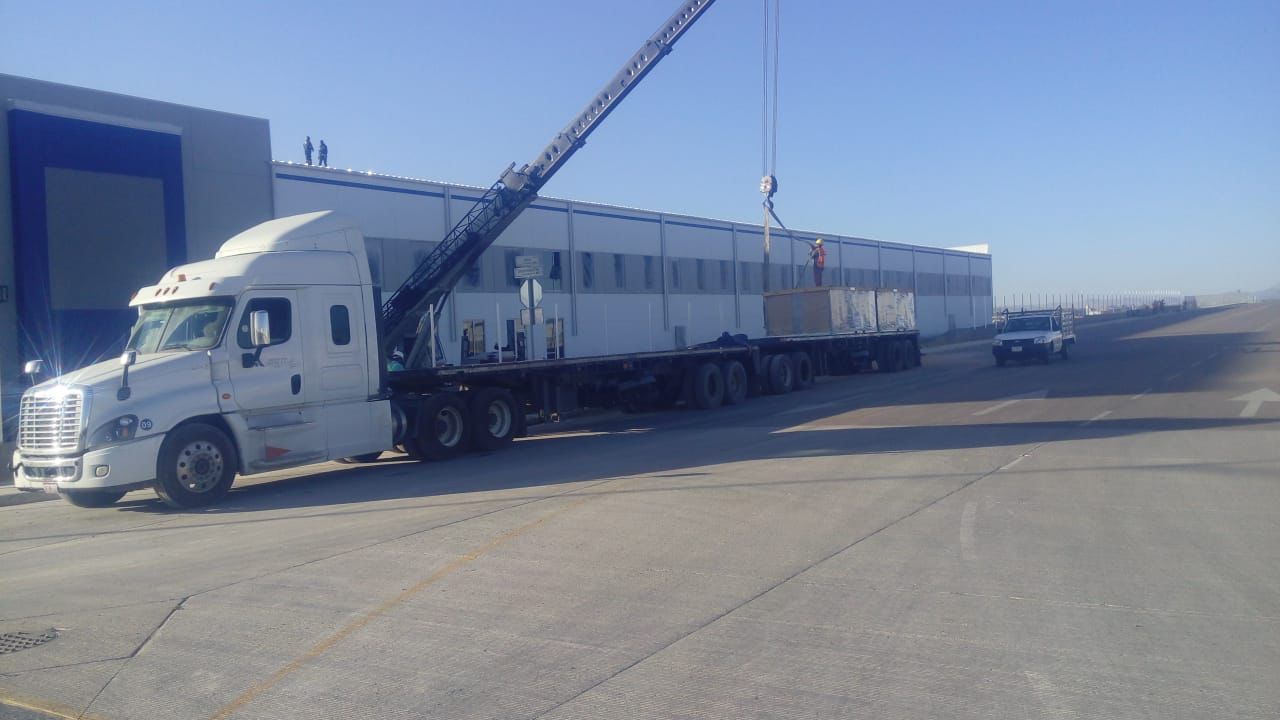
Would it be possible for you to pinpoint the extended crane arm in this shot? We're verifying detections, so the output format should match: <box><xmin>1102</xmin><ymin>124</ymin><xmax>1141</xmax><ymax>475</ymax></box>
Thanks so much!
<box><xmin>381</xmin><ymin>0</ymin><xmax>716</xmax><ymax>367</ymax></box>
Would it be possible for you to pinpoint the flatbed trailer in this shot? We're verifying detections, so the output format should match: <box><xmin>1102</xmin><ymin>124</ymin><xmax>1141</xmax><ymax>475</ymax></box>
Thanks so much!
<box><xmin>387</xmin><ymin>329</ymin><xmax>921</xmax><ymax>436</ymax></box>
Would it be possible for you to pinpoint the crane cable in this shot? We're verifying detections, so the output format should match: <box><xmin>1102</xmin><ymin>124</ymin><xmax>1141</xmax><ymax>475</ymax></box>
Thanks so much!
<box><xmin>761</xmin><ymin>0</ymin><xmax>780</xmax><ymax>184</ymax></box>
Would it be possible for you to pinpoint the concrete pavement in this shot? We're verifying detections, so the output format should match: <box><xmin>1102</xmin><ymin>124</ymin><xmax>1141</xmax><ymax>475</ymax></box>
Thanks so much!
<box><xmin>2</xmin><ymin>304</ymin><xmax>1277</xmax><ymax>719</ymax></box>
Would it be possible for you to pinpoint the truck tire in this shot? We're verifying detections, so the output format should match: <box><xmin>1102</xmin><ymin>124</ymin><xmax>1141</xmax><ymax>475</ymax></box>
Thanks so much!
<box><xmin>63</xmin><ymin>489</ymin><xmax>127</xmax><ymax>508</ymax></box>
<box><xmin>690</xmin><ymin>362</ymin><xmax>725</xmax><ymax>410</ymax></box>
<box><xmin>995</xmin><ymin>356</ymin><xmax>1007</xmax><ymax>367</ymax></box>
<box><xmin>720</xmin><ymin>360</ymin><xmax>748</xmax><ymax>405</ymax></box>
<box><xmin>1059</xmin><ymin>343</ymin><xmax>1070</xmax><ymax>360</ymax></box>
<box><xmin>336</xmin><ymin>452</ymin><xmax>382</xmax><ymax>464</ymax></box>
<box><xmin>789</xmin><ymin>352</ymin><xmax>815</xmax><ymax>389</ymax></box>
<box><xmin>906</xmin><ymin>341</ymin><xmax>922</xmax><ymax>369</ymax></box>
<box><xmin>471</xmin><ymin>388</ymin><xmax>518</xmax><ymax>450</ymax></box>
<box><xmin>154</xmin><ymin>422</ymin><xmax>238</xmax><ymax>509</ymax></box>
<box><xmin>766</xmin><ymin>354</ymin><xmax>795</xmax><ymax>394</ymax></box>
<box><xmin>411</xmin><ymin>394</ymin><xmax>470</xmax><ymax>461</ymax></box>
<box><xmin>877</xmin><ymin>343</ymin><xmax>899</xmax><ymax>373</ymax></box>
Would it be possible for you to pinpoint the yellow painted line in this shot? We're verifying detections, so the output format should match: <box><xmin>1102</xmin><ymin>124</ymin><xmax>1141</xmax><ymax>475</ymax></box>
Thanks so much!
<box><xmin>0</xmin><ymin>690</ymin><xmax>107</xmax><ymax>720</ymax></box>
<box><xmin>209</xmin><ymin>494</ymin><xmax>593</xmax><ymax>720</ymax></box>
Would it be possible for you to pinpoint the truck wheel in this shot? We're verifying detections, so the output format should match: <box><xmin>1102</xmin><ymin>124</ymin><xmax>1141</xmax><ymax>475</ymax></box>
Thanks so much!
<box><xmin>62</xmin><ymin>489</ymin><xmax>127</xmax><ymax>508</ymax></box>
<box><xmin>720</xmin><ymin>361</ymin><xmax>748</xmax><ymax>405</ymax></box>
<box><xmin>906</xmin><ymin>341</ymin><xmax>922</xmax><ymax>369</ymax></box>
<box><xmin>789</xmin><ymin>352</ymin><xmax>815</xmax><ymax>389</ymax></box>
<box><xmin>995</xmin><ymin>356</ymin><xmax>1007</xmax><ymax>367</ymax></box>
<box><xmin>1059</xmin><ymin>344</ymin><xmax>1070</xmax><ymax>360</ymax></box>
<box><xmin>766</xmin><ymin>354</ymin><xmax>795</xmax><ymax>394</ymax></box>
<box><xmin>154</xmin><ymin>423</ymin><xmax>238</xmax><ymax>509</ymax></box>
<box><xmin>412</xmin><ymin>394</ymin><xmax>470</xmax><ymax>461</ymax></box>
<box><xmin>877</xmin><ymin>344</ymin><xmax>899</xmax><ymax>373</ymax></box>
<box><xmin>691</xmin><ymin>362</ymin><xmax>725</xmax><ymax>410</ymax></box>
<box><xmin>336</xmin><ymin>452</ymin><xmax>382</xmax><ymax>464</ymax></box>
<box><xmin>471</xmin><ymin>388</ymin><xmax>518</xmax><ymax>450</ymax></box>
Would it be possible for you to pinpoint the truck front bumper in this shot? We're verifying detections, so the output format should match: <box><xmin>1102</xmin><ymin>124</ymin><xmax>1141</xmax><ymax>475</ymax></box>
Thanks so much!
<box><xmin>11</xmin><ymin>434</ymin><xmax>164</xmax><ymax>494</ymax></box>
<box><xmin>993</xmin><ymin>345</ymin><xmax>1051</xmax><ymax>361</ymax></box>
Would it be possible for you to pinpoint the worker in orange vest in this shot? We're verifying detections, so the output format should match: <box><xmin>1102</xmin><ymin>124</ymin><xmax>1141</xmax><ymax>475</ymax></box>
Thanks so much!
<box><xmin>809</xmin><ymin>237</ymin><xmax>827</xmax><ymax>287</ymax></box>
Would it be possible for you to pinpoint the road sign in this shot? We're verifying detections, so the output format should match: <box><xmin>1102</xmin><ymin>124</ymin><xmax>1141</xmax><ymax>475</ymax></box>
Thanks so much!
<box><xmin>515</xmin><ymin>255</ymin><xmax>541</xmax><ymax>268</ymax></box>
<box><xmin>520</xmin><ymin>308</ymin><xmax>545</xmax><ymax>326</ymax></box>
<box><xmin>514</xmin><ymin>265</ymin><xmax>543</xmax><ymax>279</ymax></box>
<box><xmin>519</xmin><ymin>279</ymin><xmax>543</xmax><ymax>308</ymax></box>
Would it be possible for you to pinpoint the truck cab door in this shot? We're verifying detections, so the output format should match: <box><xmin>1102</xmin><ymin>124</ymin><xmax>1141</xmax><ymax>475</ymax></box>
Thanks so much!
<box><xmin>226</xmin><ymin>291</ymin><xmax>325</xmax><ymax>470</ymax></box>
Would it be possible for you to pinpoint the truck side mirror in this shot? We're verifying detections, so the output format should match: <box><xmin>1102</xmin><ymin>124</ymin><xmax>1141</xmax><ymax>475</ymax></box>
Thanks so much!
<box><xmin>118</xmin><ymin>350</ymin><xmax>138</xmax><ymax>400</ymax></box>
<box><xmin>23</xmin><ymin>359</ymin><xmax>44</xmax><ymax>386</ymax></box>
<box><xmin>244</xmin><ymin>310</ymin><xmax>272</xmax><ymax>368</ymax></box>
<box><xmin>250</xmin><ymin>310</ymin><xmax>272</xmax><ymax>347</ymax></box>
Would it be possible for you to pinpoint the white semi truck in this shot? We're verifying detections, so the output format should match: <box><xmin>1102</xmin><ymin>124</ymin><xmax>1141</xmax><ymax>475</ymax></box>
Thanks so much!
<box><xmin>10</xmin><ymin>0</ymin><xmax>922</xmax><ymax>508</ymax></box>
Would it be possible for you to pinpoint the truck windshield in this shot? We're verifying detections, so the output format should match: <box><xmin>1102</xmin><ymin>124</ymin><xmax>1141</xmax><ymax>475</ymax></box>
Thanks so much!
<box><xmin>1004</xmin><ymin>317</ymin><xmax>1051</xmax><ymax>332</ymax></box>
<box><xmin>126</xmin><ymin>299</ymin><xmax>234</xmax><ymax>354</ymax></box>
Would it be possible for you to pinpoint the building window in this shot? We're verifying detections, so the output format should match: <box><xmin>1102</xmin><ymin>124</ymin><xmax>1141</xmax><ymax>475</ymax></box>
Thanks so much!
<box><xmin>670</xmin><ymin>259</ymin><xmax>681</xmax><ymax>290</ymax></box>
<box><xmin>614</xmin><ymin>254</ymin><xmax>626</xmax><ymax>290</ymax></box>
<box><xmin>581</xmin><ymin>252</ymin><xmax>594</xmax><ymax>290</ymax></box>
<box><xmin>236</xmin><ymin>297</ymin><xmax>292</xmax><ymax>349</ymax></box>
<box><xmin>329</xmin><ymin>305</ymin><xmax>351</xmax><ymax>345</ymax></box>
<box><xmin>696</xmin><ymin>259</ymin><xmax>706</xmax><ymax>291</ymax></box>
<box><xmin>720</xmin><ymin>260</ymin><xmax>731</xmax><ymax>292</ymax></box>
<box><xmin>505</xmin><ymin>249</ymin><xmax>521</xmax><ymax>287</ymax></box>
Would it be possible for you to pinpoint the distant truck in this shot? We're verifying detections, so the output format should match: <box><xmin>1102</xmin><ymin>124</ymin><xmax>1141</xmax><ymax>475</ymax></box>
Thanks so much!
<box><xmin>992</xmin><ymin>308</ymin><xmax>1075</xmax><ymax>366</ymax></box>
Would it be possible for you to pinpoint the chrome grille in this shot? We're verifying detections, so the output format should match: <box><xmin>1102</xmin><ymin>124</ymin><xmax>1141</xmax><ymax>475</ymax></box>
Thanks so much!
<box><xmin>19</xmin><ymin>389</ymin><xmax>84</xmax><ymax>452</ymax></box>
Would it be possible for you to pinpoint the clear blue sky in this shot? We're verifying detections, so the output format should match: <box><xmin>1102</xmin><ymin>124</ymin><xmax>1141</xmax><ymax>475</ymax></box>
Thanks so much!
<box><xmin>3</xmin><ymin>0</ymin><xmax>1277</xmax><ymax>298</ymax></box>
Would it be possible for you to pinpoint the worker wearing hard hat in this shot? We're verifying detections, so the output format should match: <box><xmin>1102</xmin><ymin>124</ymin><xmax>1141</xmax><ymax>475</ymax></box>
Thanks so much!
<box><xmin>809</xmin><ymin>238</ymin><xmax>827</xmax><ymax>287</ymax></box>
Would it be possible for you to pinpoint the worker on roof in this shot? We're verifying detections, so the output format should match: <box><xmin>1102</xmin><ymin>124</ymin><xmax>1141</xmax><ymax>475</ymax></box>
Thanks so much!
<box><xmin>809</xmin><ymin>238</ymin><xmax>827</xmax><ymax>287</ymax></box>
<box><xmin>303</xmin><ymin>136</ymin><xmax>314</xmax><ymax>166</ymax></box>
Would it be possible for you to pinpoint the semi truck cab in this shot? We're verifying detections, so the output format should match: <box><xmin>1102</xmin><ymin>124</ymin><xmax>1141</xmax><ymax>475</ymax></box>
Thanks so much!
<box><xmin>12</xmin><ymin>212</ymin><xmax>395</xmax><ymax>507</ymax></box>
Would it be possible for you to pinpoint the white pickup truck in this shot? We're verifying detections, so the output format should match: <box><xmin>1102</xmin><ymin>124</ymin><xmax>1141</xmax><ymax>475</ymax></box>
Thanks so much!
<box><xmin>992</xmin><ymin>308</ymin><xmax>1076</xmax><ymax>366</ymax></box>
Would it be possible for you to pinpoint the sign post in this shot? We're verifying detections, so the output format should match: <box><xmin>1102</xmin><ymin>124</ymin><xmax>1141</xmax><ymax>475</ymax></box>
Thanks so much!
<box><xmin>518</xmin><ymin>276</ymin><xmax>543</xmax><ymax>361</ymax></box>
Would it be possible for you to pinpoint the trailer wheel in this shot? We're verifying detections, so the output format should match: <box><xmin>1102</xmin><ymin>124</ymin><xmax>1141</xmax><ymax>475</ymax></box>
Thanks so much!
<box><xmin>154</xmin><ymin>422</ymin><xmax>238</xmax><ymax>508</ymax></box>
<box><xmin>690</xmin><ymin>362</ymin><xmax>725</xmax><ymax>410</ymax></box>
<box><xmin>720</xmin><ymin>361</ymin><xmax>748</xmax><ymax>405</ymax></box>
<box><xmin>789</xmin><ymin>352</ymin><xmax>815</xmax><ymax>389</ymax></box>
<box><xmin>766</xmin><ymin>354</ymin><xmax>795</xmax><ymax>394</ymax></box>
<box><xmin>336</xmin><ymin>452</ymin><xmax>382</xmax><ymax>464</ymax></box>
<box><xmin>62</xmin><ymin>489</ymin><xmax>127</xmax><ymax>508</ymax></box>
<box><xmin>906</xmin><ymin>340</ymin><xmax>922</xmax><ymax>369</ymax></box>
<box><xmin>877</xmin><ymin>343</ymin><xmax>901</xmax><ymax>373</ymax></box>
<box><xmin>411</xmin><ymin>394</ymin><xmax>470</xmax><ymax>461</ymax></box>
<box><xmin>471</xmin><ymin>388</ymin><xmax>518</xmax><ymax>450</ymax></box>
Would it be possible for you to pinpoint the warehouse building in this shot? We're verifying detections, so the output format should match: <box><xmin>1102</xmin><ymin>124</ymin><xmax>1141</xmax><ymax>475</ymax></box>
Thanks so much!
<box><xmin>1</xmin><ymin>74</ymin><xmax>992</xmax><ymax>454</ymax></box>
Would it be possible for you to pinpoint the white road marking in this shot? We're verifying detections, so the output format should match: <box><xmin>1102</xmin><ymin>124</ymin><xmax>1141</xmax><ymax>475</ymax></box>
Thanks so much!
<box><xmin>779</xmin><ymin>400</ymin><xmax>841</xmax><ymax>415</ymax></box>
<box><xmin>1079</xmin><ymin>410</ymin><xmax>1112</xmax><ymax>427</ymax></box>
<box><xmin>973</xmin><ymin>389</ymin><xmax>1049</xmax><ymax>416</ymax></box>
<box><xmin>960</xmin><ymin>501</ymin><xmax>978</xmax><ymax>561</ymax></box>
<box><xmin>1232</xmin><ymin>388</ymin><xmax>1280</xmax><ymax>418</ymax></box>
<box><xmin>1208</xmin><ymin>351</ymin><xmax>1219</xmax><ymax>360</ymax></box>
<box><xmin>1130</xmin><ymin>388</ymin><xmax>1152</xmax><ymax>400</ymax></box>
<box><xmin>1190</xmin><ymin>360</ymin><xmax>1203</xmax><ymax>368</ymax></box>
<box><xmin>1024</xmin><ymin>671</ymin><xmax>1078</xmax><ymax>717</ymax></box>
<box><xmin>1165</xmin><ymin>372</ymin><xmax>1183</xmax><ymax>382</ymax></box>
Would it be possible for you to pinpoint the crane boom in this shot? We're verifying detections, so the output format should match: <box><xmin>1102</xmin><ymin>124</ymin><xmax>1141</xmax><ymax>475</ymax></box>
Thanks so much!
<box><xmin>381</xmin><ymin>0</ymin><xmax>716</xmax><ymax>367</ymax></box>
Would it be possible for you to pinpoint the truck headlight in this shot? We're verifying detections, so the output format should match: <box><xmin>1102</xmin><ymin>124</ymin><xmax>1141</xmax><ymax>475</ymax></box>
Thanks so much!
<box><xmin>1033</xmin><ymin>336</ymin><xmax>1049</xmax><ymax>344</ymax></box>
<box><xmin>992</xmin><ymin>339</ymin><xmax>1003</xmax><ymax>346</ymax></box>
<box><xmin>88</xmin><ymin>415</ymin><xmax>139</xmax><ymax>449</ymax></box>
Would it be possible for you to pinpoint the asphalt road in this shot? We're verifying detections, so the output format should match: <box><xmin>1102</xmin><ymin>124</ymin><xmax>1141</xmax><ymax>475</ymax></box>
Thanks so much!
<box><xmin>2</xmin><ymin>305</ymin><xmax>1277</xmax><ymax>719</ymax></box>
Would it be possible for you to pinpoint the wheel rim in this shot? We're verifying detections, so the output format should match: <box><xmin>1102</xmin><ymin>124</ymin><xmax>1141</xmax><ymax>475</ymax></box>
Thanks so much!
<box><xmin>435</xmin><ymin>406</ymin><xmax>465</xmax><ymax>447</ymax></box>
<box><xmin>177</xmin><ymin>440</ymin><xmax>224</xmax><ymax>493</ymax></box>
<box><xmin>486</xmin><ymin>400</ymin><xmax>512</xmax><ymax>438</ymax></box>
